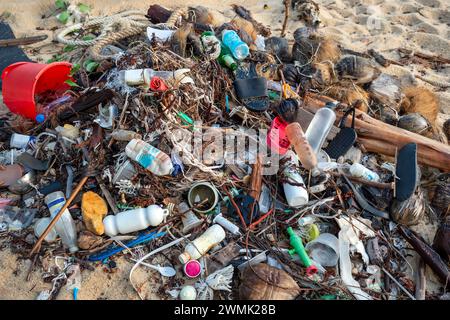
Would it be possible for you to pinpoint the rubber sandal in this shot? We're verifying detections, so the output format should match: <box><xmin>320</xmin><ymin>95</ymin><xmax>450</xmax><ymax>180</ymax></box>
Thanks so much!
<box><xmin>394</xmin><ymin>142</ymin><xmax>419</xmax><ymax>202</ymax></box>
<box><xmin>324</xmin><ymin>107</ymin><xmax>357</xmax><ymax>159</ymax></box>
<box><xmin>233</xmin><ymin>63</ymin><xmax>270</xmax><ymax>112</ymax></box>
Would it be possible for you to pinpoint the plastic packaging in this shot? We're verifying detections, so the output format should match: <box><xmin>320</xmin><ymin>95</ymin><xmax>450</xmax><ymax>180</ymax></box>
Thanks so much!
<box><xmin>55</xmin><ymin>124</ymin><xmax>80</xmax><ymax>141</ymax></box>
<box><xmin>304</xmin><ymin>103</ymin><xmax>337</xmax><ymax>155</ymax></box>
<box><xmin>45</xmin><ymin>191</ymin><xmax>79</xmax><ymax>253</ymax></box>
<box><xmin>222</xmin><ymin>30</ymin><xmax>249</xmax><ymax>60</ymax></box>
<box><xmin>285</xmin><ymin>122</ymin><xmax>318</xmax><ymax>170</ymax></box>
<box><xmin>213</xmin><ymin>213</ymin><xmax>240</xmax><ymax>235</ymax></box>
<box><xmin>10</xmin><ymin>133</ymin><xmax>36</xmax><ymax>149</ymax></box>
<box><xmin>201</xmin><ymin>31</ymin><xmax>221</xmax><ymax>60</ymax></box>
<box><xmin>111</xmin><ymin>129</ymin><xmax>142</xmax><ymax>141</ymax></box>
<box><xmin>349</xmin><ymin>163</ymin><xmax>380</xmax><ymax>182</ymax></box>
<box><xmin>179</xmin><ymin>224</ymin><xmax>226</xmax><ymax>264</ymax></box>
<box><xmin>305</xmin><ymin>233</ymin><xmax>339</xmax><ymax>267</ymax></box>
<box><xmin>267</xmin><ymin>116</ymin><xmax>290</xmax><ymax>155</ymax></box>
<box><xmin>0</xmin><ymin>206</ymin><xmax>36</xmax><ymax>231</ymax></box>
<box><xmin>0</xmin><ymin>164</ymin><xmax>24</xmax><ymax>187</ymax></box>
<box><xmin>103</xmin><ymin>204</ymin><xmax>166</xmax><ymax>236</ymax></box>
<box><xmin>282</xmin><ymin>151</ymin><xmax>308</xmax><ymax>208</ymax></box>
<box><xmin>34</xmin><ymin>217</ymin><xmax>58</xmax><ymax>242</ymax></box>
<box><xmin>125</xmin><ymin>139</ymin><xmax>173</xmax><ymax>176</ymax></box>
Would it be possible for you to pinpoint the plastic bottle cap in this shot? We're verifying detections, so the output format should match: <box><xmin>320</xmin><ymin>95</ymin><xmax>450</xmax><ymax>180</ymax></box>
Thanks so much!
<box><xmin>35</xmin><ymin>114</ymin><xmax>45</xmax><ymax>123</ymax></box>
<box><xmin>178</xmin><ymin>252</ymin><xmax>191</xmax><ymax>264</ymax></box>
<box><xmin>183</xmin><ymin>260</ymin><xmax>202</xmax><ymax>278</ymax></box>
<box><xmin>179</xmin><ymin>285</ymin><xmax>197</xmax><ymax>300</ymax></box>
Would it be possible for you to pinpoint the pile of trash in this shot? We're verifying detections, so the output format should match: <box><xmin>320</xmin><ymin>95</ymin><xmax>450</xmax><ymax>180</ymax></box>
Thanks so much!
<box><xmin>0</xmin><ymin>2</ymin><xmax>449</xmax><ymax>300</ymax></box>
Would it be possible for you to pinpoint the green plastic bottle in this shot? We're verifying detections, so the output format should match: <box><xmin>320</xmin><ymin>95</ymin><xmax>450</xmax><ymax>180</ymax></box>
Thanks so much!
<box><xmin>287</xmin><ymin>227</ymin><xmax>318</xmax><ymax>275</ymax></box>
<box><xmin>218</xmin><ymin>44</ymin><xmax>237</xmax><ymax>71</ymax></box>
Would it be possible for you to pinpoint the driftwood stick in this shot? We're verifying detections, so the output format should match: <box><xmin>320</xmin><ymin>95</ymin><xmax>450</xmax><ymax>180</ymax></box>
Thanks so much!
<box><xmin>281</xmin><ymin>0</ymin><xmax>291</xmax><ymax>38</ymax></box>
<box><xmin>249</xmin><ymin>154</ymin><xmax>263</xmax><ymax>201</ymax></box>
<box><xmin>303</xmin><ymin>93</ymin><xmax>450</xmax><ymax>172</ymax></box>
<box><xmin>415</xmin><ymin>258</ymin><xmax>426</xmax><ymax>300</ymax></box>
<box><xmin>0</xmin><ymin>35</ymin><xmax>48</xmax><ymax>47</ymax></box>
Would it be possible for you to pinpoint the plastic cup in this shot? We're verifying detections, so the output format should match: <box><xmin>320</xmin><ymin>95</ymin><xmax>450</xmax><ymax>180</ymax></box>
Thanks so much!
<box><xmin>305</xmin><ymin>233</ymin><xmax>339</xmax><ymax>267</ymax></box>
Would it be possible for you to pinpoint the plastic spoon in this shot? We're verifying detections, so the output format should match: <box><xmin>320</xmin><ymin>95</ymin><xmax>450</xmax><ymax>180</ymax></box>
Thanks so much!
<box><xmin>131</xmin><ymin>259</ymin><xmax>176</xmax><ymax>277</ymax></box>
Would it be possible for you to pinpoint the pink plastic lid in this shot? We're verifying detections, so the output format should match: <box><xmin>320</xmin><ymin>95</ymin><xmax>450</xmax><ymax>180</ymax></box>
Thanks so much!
<box><xmin>183</xmin><ymin>260</ymin><xmax>201</xmax><ymax>278</ymax></box>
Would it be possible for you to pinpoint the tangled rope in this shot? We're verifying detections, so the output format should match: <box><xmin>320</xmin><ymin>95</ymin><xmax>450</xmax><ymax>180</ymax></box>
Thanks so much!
<box><xmin>55</xmin><ymin>8</ymin><xmax>187</xmax><ymax>61</ymax></box>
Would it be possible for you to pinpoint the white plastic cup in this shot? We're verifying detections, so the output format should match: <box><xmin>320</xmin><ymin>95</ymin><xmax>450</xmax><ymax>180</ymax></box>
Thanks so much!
<box><xmin>305</xmin><ymin>233</ymin><xmax>340</xmax><ymax>267</ymax></box>
<box><xmin>10</xmin><ymin>133</ymin><xmax>34</xmax><ymax>149</ymax></box>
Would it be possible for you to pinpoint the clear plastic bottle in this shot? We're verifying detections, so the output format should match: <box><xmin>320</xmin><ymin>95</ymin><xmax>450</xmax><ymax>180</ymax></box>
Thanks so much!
<box><xmin>267</xmin><ymin>116</ymin><xmax>290</xmax><ymax>155</ymax></box>
<box><xmin>125</xmin><ymin>139</ymin><xmax>174</xmax><ymax>176</ymax></box>
<box><xmin>178</xmin><ymin>224</ymin><xmax>226</xmax><ymax>264</ymax></box>
<box><xmin>221</xmin><ymin>30</ymin><xmax>250</xmax><ymax>60</ymax></box>
<box><xmin>103</xmin><ymin>204</ymin><xmax>165</xmax><ymax>236</ymax></box>
<box><xmin>120</xmin><ymin>68</ymin><xmax>191</xmax><ymax>86</ymax></box>
<box><xmin>282</xmin><ymin>151</ymin><xmax>309</xmax><ymax>208</ymax></box>
<box><xmin>111</xmin><ymin>129</ymin><xmax>142</xmax><ymax>141</ymax></box>
<box><xmin>349</xmin><ymin>163</ymin><xmax>380</xmax><ymax>182</ymax></box>
<box><xmin>285</xmin><ymin>122</ymin><xmax>318</xmax><ymax>170</ymax></box>
<box><xmin>304</xmin><ymin>103</ymin><xmax>337</xmax><ymax>155</ymax></box>
<box><xmin>44</xmin><ymin>191</ymin><xmax>79</xmax><ymax>253</ymax></box>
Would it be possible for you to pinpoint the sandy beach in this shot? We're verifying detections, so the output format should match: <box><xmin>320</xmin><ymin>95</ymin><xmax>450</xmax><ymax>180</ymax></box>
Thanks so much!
<box><xmin>0</xmin><ymin>0</ymin><xmax>448</xmax><ymax>300</ymax></box>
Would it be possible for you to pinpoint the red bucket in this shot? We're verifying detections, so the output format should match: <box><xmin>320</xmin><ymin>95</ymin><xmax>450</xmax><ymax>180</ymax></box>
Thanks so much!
<box><xmin>1</xmin><ymin>61</ymin><xmax>72</xmax><ymax>121</ymax></box>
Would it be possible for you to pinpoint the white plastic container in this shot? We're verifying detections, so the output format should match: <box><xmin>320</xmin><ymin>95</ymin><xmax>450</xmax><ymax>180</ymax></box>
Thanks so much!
<box><xmin>10</xmin><ymin>133</ymin><xmax>35</xmax><ymax>149</ymax></box>
<box><xmin>34</xmin><ymin>217</ymin><xmax>58</xmax><ymax>242</ymax></box>
<box><xmin>44</xmin><ymin>191</ymin><xmax>79</xmax><ymax>253</ymax></box>
<box><xmin>111</xmin><ymin>129</ymin><xmax>142</xmax><ymax>141</ymax></box>
<box><xmin>179</xmin><ymin>202</ymin><xmax>202</xmax><ymax>234</ymax></box>
<box><xmin>349</xmin><ymin>163</ymin><xmax>380</xmax><ymax>182</ymax></box>
<box><xmin>213</xmin><ymin>213</ymin><xmax>240</xmax><ymax>235</ymax></box>
<box><xmin>305</xmin><ymin>104</ymin><xmax>336</xmax><ymax>155</ymax></box>
<box><xmin>178</xmin><ymin>224</ymin><xmax>226</xmax><ymax>264</ymax></box>
<box><xmin>103</xmin><ymin>204</ymin><xmax>166</xmax><ymax>236</ymax></box>
<box><xmin>122</xmin><ymin>68</ymin><xmax>193</xmax><ymax>86</ymax></box>
<box><xmin>282</xmin><ymin>151</ymin><xmax>309</xmax><ymax>208</ymax></box>
<box><xmin>125</xmin><ymin>139</ymin><xmax>173</xmax><ymax>176</ymax></box>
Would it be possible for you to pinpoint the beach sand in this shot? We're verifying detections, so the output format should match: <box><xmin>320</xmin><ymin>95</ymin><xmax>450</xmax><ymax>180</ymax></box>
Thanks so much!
<box><xmin>0</xmin><ymin>0</ymin><xmax>449</xmax><ymax>300</ymax></box>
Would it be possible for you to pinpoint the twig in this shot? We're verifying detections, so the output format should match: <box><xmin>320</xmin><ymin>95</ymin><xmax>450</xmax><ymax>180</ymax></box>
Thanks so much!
<box><xmin>281</xmin><ymin>0</ymin><xmax>291</xmax><ymax>38</ymax></box>
<box><xmin>381</xmin><ymin>267</ymin><xmax>416</xmax><ymax>300</ymax></box>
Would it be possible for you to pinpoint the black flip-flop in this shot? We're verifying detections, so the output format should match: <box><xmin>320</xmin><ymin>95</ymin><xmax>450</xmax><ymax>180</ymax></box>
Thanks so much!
<box><xmin>233</xmin><ymin>63</ymin><xmax>270</xmax><ymax>112</ymax></box>
<box><xmin>324</xmin><ymin>107</ymin><xmax>357</xmax><ymax>159</ymax></box>
<box><xmin>394</xmin><ymin>142</ymin><xmax>419</xmax><ymax>201</ymax></box>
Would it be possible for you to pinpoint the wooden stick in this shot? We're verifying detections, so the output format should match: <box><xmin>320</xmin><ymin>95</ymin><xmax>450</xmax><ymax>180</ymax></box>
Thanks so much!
<box><xmin>30</xmin><ymin>176</ymin><xmax>89</xmax><ymax>256</ymax></box>
<box><xmin>249</xmin><ymin>154</ymin><xmax>263</xmax><ymax>201</ymax></box>
<box><xmin>0</xmin><ymin>35</ymin><xmax>48</xmax><ymax>47</ymax></box>
<box><xmin>96</xmin><ymin>177</ymin><xmax>119</xmax><ymax>214</ymax></box>
<box><xmin>303</xmin><ymin>93</ymin><xmax>450</xmax><ymax>172</ymax></box>
<box><xmin>415</xmin><ymin>258</ymin><xmax>426</xmax><ymax>300</ymax></box>
<box><xmin>281</xmin><ymin>0</ymin><xmax>291</xmax><ymax>38</ymax></box>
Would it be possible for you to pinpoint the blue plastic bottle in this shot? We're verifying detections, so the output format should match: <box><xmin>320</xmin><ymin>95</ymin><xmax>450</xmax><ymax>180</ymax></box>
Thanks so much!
<box><xmin>221</xmin><ymin>30</ymin><xmax>249</xmax><ymax>60</ymax></box>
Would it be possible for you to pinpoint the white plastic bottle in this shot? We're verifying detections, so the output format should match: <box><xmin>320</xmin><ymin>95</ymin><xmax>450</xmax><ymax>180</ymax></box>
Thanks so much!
<box><xmin>103</xmin><ymin>204</ymin><xmax>166</xmax><ymax>236</ymax></box>
<box><xmin>126</xmin><ymin>139</ymin><xmax>174</xmax><ymax>176</ymax></box>
<box><xmin>305</xmin><ymin>103</ymin><xmax>337</xmax><ymax>155</ymax></box>
<box><xmin>44</xmin><ymin>191</ymin><xmax>79</xmax><ymax>253</ymax></box>
<box><xmin>179</xmin><ymin>224</ymin><xmax>226</xmax><ymax>264</ymax></box>
<box><xmin>349</xmin><ymin>163</ymin><xmax>380</xmax><ymax>182</ymax></box>
<box><xmin>121</xmin><ymin>68</ymin><xmax>192</xmax><ymax>86</ymax></box>
<box><xmin>111</xmin><ymin>129</ymin><xmax>142</xmax><ymax>141</ymax></box>
<box><xmin>213</xmin><ymin>213</ymin><xmax>240</xmax><ymax>235</ymax></box>
<box><xmin>282</xmin><ymin>150</ymin><xmax>309</xmax><ymax>208</ymax></box>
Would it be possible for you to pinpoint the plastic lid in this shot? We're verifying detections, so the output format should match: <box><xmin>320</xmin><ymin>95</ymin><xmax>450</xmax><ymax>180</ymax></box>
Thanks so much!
<box><xmin>35</xmin><ymin>114</ymin><xmax>45</xmax><ymax>123</ymax></box>
<box><xmin>183</xmin><ymin>260</ymin><xmax>202</xmax><ymax>278</ymax></box>
<box><xmin>325</xmin><ymin>101</ymin><xmax>339</xmax><ymax>109</ymax></box>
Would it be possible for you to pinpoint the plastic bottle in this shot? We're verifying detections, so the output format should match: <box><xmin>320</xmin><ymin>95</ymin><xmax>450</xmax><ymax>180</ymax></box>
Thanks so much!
<box><xmin>281</xmin><ymin>151</ymin><xmax>309</xmax><ymax>207</ymax></box>
<box><xmin>121</xmin><ymin>68</ymin><xmax>192</xmax><ymax>86</ymax></box>
<box><xmin>267</xmin><ymin>116</ymin><xmax>290</xmax><ymax>155</ymax></box>
<box><xmin>349</xmin><ymin>163</ymin><xmax>380</xmax><ymax>182</ymax></box>
<box><xmin>178</xmin><ymin>224</ymin><xmax>226</xmax><ymax>264</ymax></box>
<box><xmin>125</xmin><ymin>139</ymin><xmax>174</xmax><ymax>176</ymax></box>
<box><xmin>10</xmin><ymin>133</ymin><xmax>36</xmax><ymax>149</ymax></box>
<box><xmin>304</xmin><ymin>103</ymin><xmax>337</xmax><ymax>155</ymax></box>
<box><xmin>34</xmin><ymin>217</ymin><xmax>58</xmax><ymax>242</ymax></box>
<box><xmin>36</xmin><ymin>95</ymin><xmax>74</xmax><ymax>123</ymax></box>
<box><xmin>221</xmin><ymin>30</ymin><xmax>249</xmax><ymax>60</ymax></box>
<box><xmin>111</xmin><ymin>129</ymin><xmax>142</xmax><ymax>141</ymax></box>
<box><xmin>213</xmin><ymin>213</ymin><xmax>241</xmax><ymax>235</ymax></box>
<box><xmin>285</xmin><ymin>122</ymin><xmax>318</xmax><ymax>170</ymax></box>
<box><xmin>103</xmin><ymin>204</ymin><xmax>166</xmax><ymax>236</ymax></box>
<box><xmin>218</xmin><ymin>44</ymin><xmax>237</xmax><ymax>71</ymax></box>
<box><xmin>201</xmin><ymin>31</ymin><xmax>221</xmax><ymax>60</ymax></box>
<box><xmin>44</xmin><ymin>191</ymin><xmax>79</xmax><ymax>253</ymax></box>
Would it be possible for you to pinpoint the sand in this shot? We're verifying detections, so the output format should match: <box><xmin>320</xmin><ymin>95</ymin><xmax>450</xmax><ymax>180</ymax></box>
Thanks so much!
<box><xmin>0</xmin><ymin>0</ymin><xmax>449</xmax><ymax>300</ymax></box>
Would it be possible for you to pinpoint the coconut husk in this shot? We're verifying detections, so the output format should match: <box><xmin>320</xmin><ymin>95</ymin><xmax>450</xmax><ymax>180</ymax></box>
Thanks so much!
<box><xmin>239</xmin><ymin>263</ymin><xmax>300</xmax><ymax>300</ymax></box>
<box><xmin>400</xmin><ymin>86</ymin><xmax>439</xmax><ymax>125</ymax></box>
<box><xmin>323</xmin><ymin>81</ymin><xmax>369</xmax><ymax>112</ymax></box>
